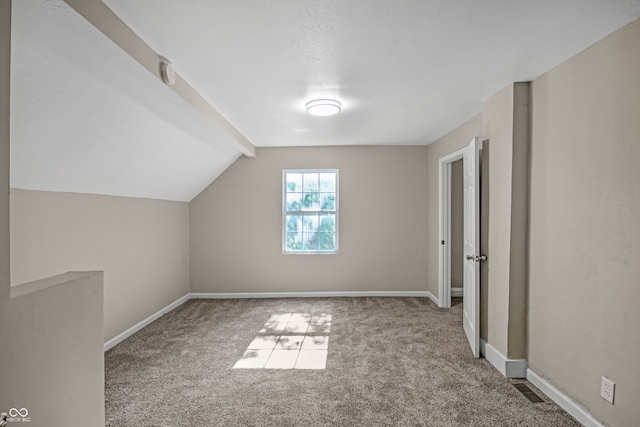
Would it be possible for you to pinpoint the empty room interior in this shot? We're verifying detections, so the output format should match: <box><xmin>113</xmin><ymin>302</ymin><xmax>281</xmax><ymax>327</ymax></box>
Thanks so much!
<box><xmin>1</xmin><ymin>0</ymin><xmax>639</xmax><ymax>426</ymax></box>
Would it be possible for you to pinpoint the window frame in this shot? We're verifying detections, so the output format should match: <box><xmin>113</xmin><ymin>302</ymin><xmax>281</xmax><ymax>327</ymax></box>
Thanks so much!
<box><xmin>282</xmin><ymin>169</ymin><xmax>339</xmax><ymax>254</ymax></box>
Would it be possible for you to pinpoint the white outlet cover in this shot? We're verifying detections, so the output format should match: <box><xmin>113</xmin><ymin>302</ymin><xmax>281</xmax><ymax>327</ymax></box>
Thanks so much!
<box><xmin>601</xmin><ymin>376</ymin><xmax>615</xmax><ymax>404</ymax></box>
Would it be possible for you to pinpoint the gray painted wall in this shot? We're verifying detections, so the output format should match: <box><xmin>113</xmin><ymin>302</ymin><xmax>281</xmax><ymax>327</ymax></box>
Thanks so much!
<box><xmin>190</xmin><ymin>146</ymin><xmax>429</xmax><ymax>293</ymax></box>
<box><xmin>481</xmin><ymin>82</ymin><xmax>529</xmax><ymax>360</ymax></box>
<box><xmin>528</xmin><ymin>17</ymin><xmax>640</xmax><ymax>426</ymax></box>
<box><xmin>10</xmin><ymin>189</ymin><xmax>190</xmax><ymax>342</ymax></box>
<box><xmin>481</xmin><ymin>84</ymin><xmax>515</xmax><ymax>358</ymax></box>
<box><xmin>0</xmin><ymin>0</ymin><xmax>9</xmax><ymax>304</ymax></box>
<box><xmin>7</xmin><ymin>272</ymin><xmax>105</xmax><ymax>426</ymax></box>
<box><xmin>0</xmin><ymin>0</ymin><xmax>12</xmax><ymax>417</ymax></box>
<box><xmin>450</xmin><ymin>159</ymin><xmax>464</xmax><ymax>288</ymax></box>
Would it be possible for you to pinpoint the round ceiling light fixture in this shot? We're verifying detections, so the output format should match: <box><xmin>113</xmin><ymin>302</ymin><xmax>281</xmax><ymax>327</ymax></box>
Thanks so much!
<box><xmin>305</xmin><ymin>99</ymin><xmax>342</xmax><ymax>116</ymax></box>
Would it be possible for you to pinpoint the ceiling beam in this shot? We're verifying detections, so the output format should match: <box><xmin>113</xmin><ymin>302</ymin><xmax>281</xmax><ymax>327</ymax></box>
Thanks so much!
<box><xmin>61</xmin><ymin>0</ymin><xmax>256</xmax><ymax>158</ymax></box>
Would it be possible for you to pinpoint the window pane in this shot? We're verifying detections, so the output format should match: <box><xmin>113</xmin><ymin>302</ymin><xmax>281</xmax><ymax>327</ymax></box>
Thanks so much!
<box><xmin>319</xmin><ymin>173</ymin><xmax>335</xmax><ymax>192</ymax></box>
<box><xmin>286</xmin><ymin>232</ymin><xmax>303</xmax><ymax>250</ymax></box>
<box><xmin>286</xmin><ymin>173</ymin><xmax>302</xmax><ymax>192</ymax></box>
<box><xmin>303</xmin><ymin>232</ymin><xmax>318</xmax><ymax>250</ymax></box>
<box><xmin>286</xmin><ymin>215</ymin><xmax>302</xmax><ymax>232</ymax></box>
<box><xmin>302</xmin><ymin>214</ymin><xmax>318</xmax><ymax>232</ymax></box>
<box><xmin>286</xmin><ymin>193</ymin><xmax>302</xmax><ymax>211</ymax></box>
<box><xmin>303</xmin><ymin>173</ymin><xmax>319</xmax><ymax>192</ymax></box>
<box><xmin>319</xmin><ymin>214</ymin><xmax>335</xmax><ymax>232</ymax></box>
<box><xmin>302</xmin><ymin>192</ymin><xmax>320</xmax><ymax>210</ymax></box>
<box><xmin>318</xmin><ymin>232</ymin><xmax>335</xmax><ymax>251</ymax></box>
<box><xmin>320</xmin><ymin>193</ymin><xmax>335</xmax><ymax>210</ymax></box>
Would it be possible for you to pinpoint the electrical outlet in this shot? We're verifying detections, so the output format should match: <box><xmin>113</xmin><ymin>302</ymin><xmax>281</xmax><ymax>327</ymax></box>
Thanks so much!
<box><xmin>601</xmin><ymin>376</ymin><xmax>615</xmax><ymax>404</ymax></box>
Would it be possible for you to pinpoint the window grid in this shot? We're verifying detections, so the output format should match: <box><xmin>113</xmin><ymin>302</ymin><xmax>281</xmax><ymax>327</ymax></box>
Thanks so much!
<box><xmin>283</xmin><ymin>169</ymin><xmax>338</xmax><ymax>254</ymax></box>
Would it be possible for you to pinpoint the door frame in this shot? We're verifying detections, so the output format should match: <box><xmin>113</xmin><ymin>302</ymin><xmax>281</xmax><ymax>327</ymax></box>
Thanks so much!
<box><xmin>438</xmin><ymin>146</ymin><xmax>466</xmax><ymax>309</ymax></box>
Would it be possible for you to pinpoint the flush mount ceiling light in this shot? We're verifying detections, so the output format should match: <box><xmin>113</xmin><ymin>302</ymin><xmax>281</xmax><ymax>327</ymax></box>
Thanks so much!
<box><xmin>305</xmin><ymin>99</ymin><xmax>342</xmax><ymax>116</ymax></box>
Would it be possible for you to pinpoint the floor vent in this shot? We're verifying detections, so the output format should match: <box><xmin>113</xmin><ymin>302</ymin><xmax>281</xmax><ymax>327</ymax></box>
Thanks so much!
<box><xmin>513</xmin><ymin>383</ymin><xmax>545</xmax><ymax>403</ymax></box>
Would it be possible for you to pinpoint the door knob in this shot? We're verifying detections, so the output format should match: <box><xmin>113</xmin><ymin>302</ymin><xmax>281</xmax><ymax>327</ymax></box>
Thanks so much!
<box><xmin>466</xmin><ymin>255</ymin><xmax>487</xmax><ymax>262</ymax></box>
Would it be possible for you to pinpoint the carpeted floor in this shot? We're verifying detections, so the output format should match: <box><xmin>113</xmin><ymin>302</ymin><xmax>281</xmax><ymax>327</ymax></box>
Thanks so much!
<box><xmin>105</xmin><ymin>297</ymin><xmax>580</xmax><ymax>426</ymax></box>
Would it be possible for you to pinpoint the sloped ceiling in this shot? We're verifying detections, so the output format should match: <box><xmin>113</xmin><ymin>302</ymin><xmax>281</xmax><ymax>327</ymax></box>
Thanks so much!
<box><xmin>11</xmin><ymin>0</ymin><xmax>244</xmax><ymax>202</ymax></box>
<box><xmin>10</xmin><ymin>0</ymin><xmax>640</xmax><ymax>201</ymax></box>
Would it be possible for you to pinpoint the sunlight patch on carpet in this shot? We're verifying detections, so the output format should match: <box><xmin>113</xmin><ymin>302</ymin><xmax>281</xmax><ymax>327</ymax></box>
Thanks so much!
<box><xmin>233</xmin><ymin>313</ymin><xmax>331</xmax><ymax>370</ymax></box>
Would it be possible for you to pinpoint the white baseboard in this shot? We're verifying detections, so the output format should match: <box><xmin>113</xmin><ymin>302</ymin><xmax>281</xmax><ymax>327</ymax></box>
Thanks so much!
<box><xmin>190</xmin><ymin>290</ymin><xmax>438</xmax><ymax>301</ymax></box>
<box><xmin>424</xmin><ymin>291</ymin><xmax>439</xmax><ymax>306</ymax></box>
<box><xmin>480</xmin><ymin>339</ymin><xmax>528</xmax><ymax>378</ymax></box>
<box><xmin>451</xmin><ymin>287</ymin><xmax>463</xmax><ymax>297</ymax></box>
<box><xmin>527</xmin><ymin>369</ymin><xmax>604</xmax><ymax>427</ymax></box>
<box><xmin>103</xmin><ymin>294</ymin><xmax>190</xmax><ymax>352</ymax></box>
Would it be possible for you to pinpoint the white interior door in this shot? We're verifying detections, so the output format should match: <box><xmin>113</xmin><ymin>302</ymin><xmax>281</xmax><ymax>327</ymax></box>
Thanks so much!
<box><xmin>463</xmin><ymin>137</ymin><xmax>480</xmax><ymax>358</ymax></box>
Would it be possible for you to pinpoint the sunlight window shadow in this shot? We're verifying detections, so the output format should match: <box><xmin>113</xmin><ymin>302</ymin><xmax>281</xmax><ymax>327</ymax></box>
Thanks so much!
<box><xmin>233</xmin><ymin>313</ymin><xmax>332</xmax><ymax>370</ymax></box>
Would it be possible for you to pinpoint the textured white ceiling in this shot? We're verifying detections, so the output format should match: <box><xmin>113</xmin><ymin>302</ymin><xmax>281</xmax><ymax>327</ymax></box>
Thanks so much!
<box><xmin>103</xmin><ymin>0</ymin><xmax>640</xmax><ymax>147</ymax></box>
<box><xmin>10</xmin><ymin>0</ymin><xmax>640</xmax><ymax>201</ymax></box>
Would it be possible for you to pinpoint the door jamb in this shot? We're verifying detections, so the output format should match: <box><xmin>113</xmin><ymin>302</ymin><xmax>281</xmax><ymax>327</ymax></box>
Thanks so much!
<box><xmin>438</xmin><ymin>147</ymin><xmax>466</xmax><ymax>308</ymax></box>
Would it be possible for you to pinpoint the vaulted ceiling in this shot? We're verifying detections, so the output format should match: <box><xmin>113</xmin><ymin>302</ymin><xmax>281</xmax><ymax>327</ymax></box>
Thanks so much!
<box><xmin>10</xmin><ymin>0</ymin><xmax>640</xmax><ymax>201</ymax></box>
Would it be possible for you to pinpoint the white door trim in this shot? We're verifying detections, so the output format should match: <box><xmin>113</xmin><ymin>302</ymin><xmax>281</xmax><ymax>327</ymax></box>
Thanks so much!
<box><xmin>438</xmin><ymin>146</ymin><xmax>466</xmax><ymax>309</ymax></box>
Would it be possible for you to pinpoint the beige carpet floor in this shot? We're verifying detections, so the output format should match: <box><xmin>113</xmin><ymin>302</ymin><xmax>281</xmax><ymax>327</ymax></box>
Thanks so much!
<box><xmin>105</xmin><ymin>297</ymin><xmax>580</xmax><ymax>426</ymax></box>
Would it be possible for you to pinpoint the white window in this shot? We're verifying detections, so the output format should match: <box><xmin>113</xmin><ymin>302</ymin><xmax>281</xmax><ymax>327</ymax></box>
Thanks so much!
<box><xmin>283</xmin><ymin>169</ymin><xmax>338</xmax><ymax>253</ymax></box>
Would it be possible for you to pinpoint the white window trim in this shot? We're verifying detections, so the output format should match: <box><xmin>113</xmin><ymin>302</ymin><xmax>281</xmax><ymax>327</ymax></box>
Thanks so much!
<box><xmin>282</xmin><ymin>169</ymin><xmax>339</xmax><ymax>254</ymax></box>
